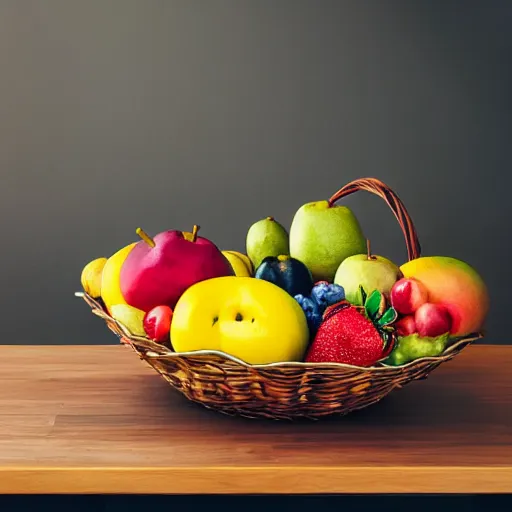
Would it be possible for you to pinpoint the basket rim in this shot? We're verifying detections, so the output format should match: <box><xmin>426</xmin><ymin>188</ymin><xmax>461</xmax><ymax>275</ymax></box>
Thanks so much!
<box><xmin>142</xmin><ymin>334</ymin><xmax>481</xmax><ymax>370</ymax></box>
<box><xmin>76</xmin><ymin>291</ymin><xmax>483</xmax><ymax>372</ymax></box>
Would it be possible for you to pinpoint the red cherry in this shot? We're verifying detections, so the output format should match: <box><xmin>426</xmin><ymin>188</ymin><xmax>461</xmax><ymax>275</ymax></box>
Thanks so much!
<box><xmin>415</xmin><ymin>303</ymin><xmax>452</xmax><ymax>338</ymax></box>
<box><xmin>390</xmin><ymin>278</ymin><xmax>429</xmax><ymax>315</ymax></box>
<box><xmin>395</xmin><ymin>315</ymin><xmax>417</xmax><ymax>336</ymax></box>
<box><xmin>143</xmin><ymin>305</ymin><xmax>173</xmax><ymax>343</ymax></box>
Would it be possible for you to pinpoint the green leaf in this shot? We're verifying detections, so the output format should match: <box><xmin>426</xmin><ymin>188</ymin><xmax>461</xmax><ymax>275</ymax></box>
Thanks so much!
<box><xmin>364</xmin><ymin>289</ymin><xmax>382</xmax><ymax>320</ymax></box>
<box><xmin>358</xmin><ymin>285</ymin><xmax>367</xmax><ymax>306</ymax></box>
<box><xmin>378</xmin><ymin>307</ymin><xmax>398</xmax><ymax>326</ymax></box>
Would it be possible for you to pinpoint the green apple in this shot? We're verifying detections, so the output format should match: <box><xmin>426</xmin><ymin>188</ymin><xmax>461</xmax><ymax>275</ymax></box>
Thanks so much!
<box><xmin>289</xmin><ymin>200</ymin><xmax>367</xmax><ymax>282</ymax></box>
<box><xmin>334</xmin><ymin>246</ymin><xmax>402</xmax><ymax>305</ymax></box>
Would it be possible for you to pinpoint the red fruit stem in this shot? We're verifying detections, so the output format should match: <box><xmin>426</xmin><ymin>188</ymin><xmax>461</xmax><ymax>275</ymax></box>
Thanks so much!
<box><xmin>191</xmin><ymin>224</ymin><xmax>200</xmax><ymax>242</ymax></box>
<box><xmin>136</xmin><ymin>227</ymin><xmax>155</xmax><ymax>248</ymax></box>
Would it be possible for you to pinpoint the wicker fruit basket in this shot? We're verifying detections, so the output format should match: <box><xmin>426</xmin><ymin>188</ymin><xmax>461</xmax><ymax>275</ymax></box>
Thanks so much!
<box><xmin>78</xmin><ymin>178</ymin><xmax>483</xmax><ymax>420</ymax></box>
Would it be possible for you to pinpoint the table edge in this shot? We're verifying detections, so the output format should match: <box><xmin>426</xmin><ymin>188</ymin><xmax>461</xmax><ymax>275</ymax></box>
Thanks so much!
<box><xmin>1</xmin><ymin>466</ymin><xmax>511</xmax><ymax>494</ymax></box>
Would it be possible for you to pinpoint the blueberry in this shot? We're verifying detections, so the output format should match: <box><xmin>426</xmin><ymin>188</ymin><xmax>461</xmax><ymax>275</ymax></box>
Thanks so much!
<box><xmin>311</xmin><ymin>283</ymin><xmax>345</xmax><ymax>310</ymax></box>
<box><xmin>294</xmin><ymin>294</ymin><xmax>323</xmax><ymax>335</ymax></box>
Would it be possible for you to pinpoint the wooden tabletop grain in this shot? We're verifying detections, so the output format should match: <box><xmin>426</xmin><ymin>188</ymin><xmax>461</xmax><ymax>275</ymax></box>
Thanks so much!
<box><xmin>0</xmin><ymin>344</ymin><xmax>510</xmax><ymax>495</ymax></box>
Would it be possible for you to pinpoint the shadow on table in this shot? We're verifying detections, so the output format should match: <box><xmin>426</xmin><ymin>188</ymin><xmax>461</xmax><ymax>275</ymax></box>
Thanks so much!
<box><xmin>159</xmin><ymin>373</ymin><xmax>487</xmax><ymax>429</ymax></box>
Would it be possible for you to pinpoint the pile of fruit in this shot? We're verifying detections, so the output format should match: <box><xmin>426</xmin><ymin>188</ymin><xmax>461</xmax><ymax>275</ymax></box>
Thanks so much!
<box><xmin>81</xmin><ymin>198</ymin><xmax>489</xmax><ymax>368</ymax></box>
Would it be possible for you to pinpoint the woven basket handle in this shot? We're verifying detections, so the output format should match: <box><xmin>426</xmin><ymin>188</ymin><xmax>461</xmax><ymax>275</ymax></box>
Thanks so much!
<box><xmin>327</xmin><ymin>177</ymin><xmax>421</xmax><ymax>262</ymax></box>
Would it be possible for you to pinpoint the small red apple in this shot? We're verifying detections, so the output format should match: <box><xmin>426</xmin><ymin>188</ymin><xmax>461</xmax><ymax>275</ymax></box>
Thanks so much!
<box><xmin>143</xmin><ymin>305</ymin><xmax>173</xmax><ymax>343</ymax></box>
<box><xmin>415</xmin><ymin>302</ymin><xmax>452</xmax><ymax>337</ymax></box>
<box><xmin>395</xmin><ymin>315</ymin><xmax>417</xmax><ymax>336</ymax></box>
<box><xmin>390</xmin><ymin>278</ymin><xmax>429</xmax><ymax>315</ymax></box>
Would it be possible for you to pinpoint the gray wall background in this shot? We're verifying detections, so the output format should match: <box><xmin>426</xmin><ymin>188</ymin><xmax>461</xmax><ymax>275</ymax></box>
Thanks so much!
<box><xmin>0</xmin><ymin>0</ymin><xmax>509</xmax><ymax>345</ymax></box>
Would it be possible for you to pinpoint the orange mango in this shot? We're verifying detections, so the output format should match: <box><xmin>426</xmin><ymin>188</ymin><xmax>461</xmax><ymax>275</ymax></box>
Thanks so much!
<box><xmin>400</xmin><ymin>256</ymin><xmax>489</xmax><ymax>336</ymax></box>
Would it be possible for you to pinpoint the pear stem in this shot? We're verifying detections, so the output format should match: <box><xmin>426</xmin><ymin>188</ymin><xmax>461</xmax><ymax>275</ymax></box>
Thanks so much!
<box><xmin>266</xmin><ymin>216</ymin><xmax>274</xmax><ymax>221</ymax></box>
<box><xmin>367</xmin><ymin>239</ymin><xmax>376</xmax><ymax>260</ymax></box>
<box><xmin>191</xmin><ymin>225</ymin><xmax>200</xmax><ymax>242</ymax></box>
<box><xmin>136</xmin><ymin>227</ymin><xmax>155</xmax><ymax>248</ymax></box>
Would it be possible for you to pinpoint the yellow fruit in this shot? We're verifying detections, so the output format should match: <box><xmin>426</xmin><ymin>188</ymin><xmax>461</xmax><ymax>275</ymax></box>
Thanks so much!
<box><xmin>171</xmin><ymin>276</ymin><xmax>309</xmax><ymax>364</ymax></box>
<box><xmin>80</xmin><ymin>257</ymin><xmax>107</xmax><ymax>298</ymax></box>
<box><xmin>110</xmin><ymin>304</ymin><xmax>146</xmax><ymax>336</ymax></box>
<box><xmin>231</xmin><ymin>251</ymin><xmax>253</xmax><ymax>274</ymax></box>
<box><xmin>222</xmin><ymin>250</ymin><xmax>253</xmax><ymax>277</ymax></box>
<box><xmin>101</xmin><ymin>242</ymin><xmax>136</xmax><ymax>312</ymax></box>
<box><xmin>227</xmin><ymin>251</ymin><xmax>252</xmax><ymax>273</ymax></box>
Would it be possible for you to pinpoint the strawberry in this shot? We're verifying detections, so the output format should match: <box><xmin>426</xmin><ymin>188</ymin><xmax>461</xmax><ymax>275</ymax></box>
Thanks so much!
<box><xmin>305</xmin><ymin>298</ymin><xmax>394</xmax><ymax>367</ymax></box>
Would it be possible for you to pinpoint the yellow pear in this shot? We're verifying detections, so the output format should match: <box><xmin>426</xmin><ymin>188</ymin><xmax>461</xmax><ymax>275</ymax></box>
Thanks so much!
<box><xmin>81</xmin><ymin>257</ymin><xmax>107</xmax><ymax>298</ymax></box>
<box><xmin>171</xmin><ymin>276</ymin><xmax>309</xmax><ymax>364</ymax></box>
<box><xmin>101</xmin><ymin>242</ymin><xmax>136</xmax><ymax>312</ymax></box>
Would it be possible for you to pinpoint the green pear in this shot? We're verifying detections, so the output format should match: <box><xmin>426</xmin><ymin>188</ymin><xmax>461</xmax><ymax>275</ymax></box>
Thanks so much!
<box><xmin>289</xmin><ymin>200</ymin><xmax>367</xmax><ymax>282</ymax></box>
<box><xmin>110</xmin><ymin>304</ymin><xmax>147</xmax><ymax>336</ymax></box>
<box><xmin>246</xmin><ymin>216</ymin><xmax>289</xmax><ymax>270</ymax></box>
<box><xmin>334</xmin><ymin>243</ymin><xmax>402</xmax><ymax>305</ymax></box>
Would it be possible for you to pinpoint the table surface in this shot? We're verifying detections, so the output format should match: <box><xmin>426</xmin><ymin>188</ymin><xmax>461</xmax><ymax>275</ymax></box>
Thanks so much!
<box><xmin>0</xmin><ymin>344</ymin><xmax>511</xmax><ymax>495</ymax></box>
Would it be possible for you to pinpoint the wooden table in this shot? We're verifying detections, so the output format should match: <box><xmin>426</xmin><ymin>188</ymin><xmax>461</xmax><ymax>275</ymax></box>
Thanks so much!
<box><xmin>0</xmin><ymin>344</ymin><xmax>510</xmax><ymax>495</ymax></box>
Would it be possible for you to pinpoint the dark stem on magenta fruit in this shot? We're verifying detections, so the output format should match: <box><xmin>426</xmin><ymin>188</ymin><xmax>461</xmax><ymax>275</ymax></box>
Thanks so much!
<box><xmin>136</xmin><ymin>227</ymin><xmax>156</xmax><ymax>248</ymax></box>
<box><xmin>191</xmin><ymin>224</ymin><xmax>200</xmax><ymax>242</ymax></box>
<box><xmin>367</xmin><ymin>239</ymin><xmax>377</xmax><ymax>260</ymax></box>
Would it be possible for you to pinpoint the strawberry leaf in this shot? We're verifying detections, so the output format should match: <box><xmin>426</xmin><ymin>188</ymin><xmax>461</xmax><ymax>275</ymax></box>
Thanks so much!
<box><xmin>364</xmin><ymin>290</ymin><xmax>382</xmax><ymax>321</ymax></box>
<box><xmin>377</xmin><ymin>307</ymin><xmax>398</xmax><ymax>326</ymax></box>
<box><xmin>377</xmin><ymin>294</ymin><xmax>387</xmax><ymax>317</ymax></box>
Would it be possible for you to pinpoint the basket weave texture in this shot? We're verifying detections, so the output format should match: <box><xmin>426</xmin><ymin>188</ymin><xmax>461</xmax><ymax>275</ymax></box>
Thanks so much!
<box><xmin>79</xmin><ymin>178</ymin><xmax>482</xmax><ymax>420</ymax></box>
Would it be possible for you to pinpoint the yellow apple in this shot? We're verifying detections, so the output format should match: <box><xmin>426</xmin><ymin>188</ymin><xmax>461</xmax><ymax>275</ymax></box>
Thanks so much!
<box><xmin>170</xmin><ymin>276</ymin><xmax>309</xmax><ymax>364</ymax></box>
